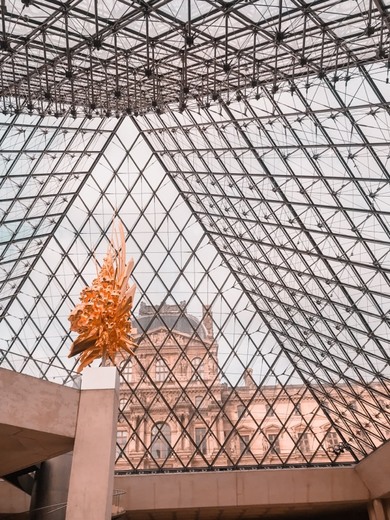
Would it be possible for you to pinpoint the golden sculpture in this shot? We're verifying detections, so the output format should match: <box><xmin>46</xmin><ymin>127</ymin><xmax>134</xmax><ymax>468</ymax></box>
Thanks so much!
<box><xmin>68</xmin><ymin>222</ymin><xmax>137</xmax><ymax>372</ymax></box>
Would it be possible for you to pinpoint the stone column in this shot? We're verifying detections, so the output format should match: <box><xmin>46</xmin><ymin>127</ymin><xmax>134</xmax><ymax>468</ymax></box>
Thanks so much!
<box><xmin>217</xmin><ymin>416</ymin><xmax>224</xmax><ymax>444</ymax></box>
<box><xmin>66</xmin><ymin>367</ymin><xmax>119</xmax><ymax>520</ymax></box>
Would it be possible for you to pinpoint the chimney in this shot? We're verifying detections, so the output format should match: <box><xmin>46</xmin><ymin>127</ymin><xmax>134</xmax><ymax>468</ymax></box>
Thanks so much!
<box><xmin>202</xmin><ymin>304</ymin><xmax>213</xmax><ymax>338</ymax></box>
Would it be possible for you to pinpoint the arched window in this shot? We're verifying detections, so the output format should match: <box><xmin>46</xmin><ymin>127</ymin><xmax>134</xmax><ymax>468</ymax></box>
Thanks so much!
<box><xmin>191</xmin><ymin>357</ymin><xmax>204</xmax><ymax>381</ymax></box>
<box><xmin>120</xmin><ymin>359</ymin><xmax>132</xmax><ymax>383</ymax></box>
<box><xmin>151</xmin><ymin>422</ymin><xmax>171</xmax><ymax>459</ymax></box>
<box><xmin>155</xmin><ymin>358</ymin><xmax>168</xmax><ymax>382</ymax></box>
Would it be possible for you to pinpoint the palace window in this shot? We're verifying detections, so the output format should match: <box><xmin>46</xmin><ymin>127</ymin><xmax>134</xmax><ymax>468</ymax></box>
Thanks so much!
<box><xmin>155</xmin><ymin>358</ymin><xmax>169</xmax><ymax>382</ymax></box>
<box><xmin>239</xmin><ymin>434</ymin><xmax>250</xmax><ymax>455</ymax></box>
<box><xmin>195</xmin><ymin>395</ymin><xmax>203</xmax><ymax>407</ymax></box>
<box><xmin>237</xmin><ymin>404</ymin><xmax>246</xmax><ymax>419</ymax></box>
<box><xmin>119</xmin><ymin>398</ymin><xmax>128</xmax><ymax>420</ymax></box>
<box><xmin>191</xmin><ymin>357</ymin><xmax>204</xmax><ymax>381</ymax></box>
<box><xmin>120</xmin><ymin>359</ymin><xmax>132</xmax><ymax>383</ymax></box>
<box><xmin>297</xmin><ymin>432</ymin><xmax>311</xmax><ymax>453</ymax></box>
<box><xmin>151</xmin><ymin>422</ymin><xmax>171</xmax><ymax>459</ymax></box>
<box><xmin>268</xmin><ymin>433</ymin><xmax>280</xmax><ymax>454</ymax></box>
<box><xmin>116</xmin><ymin>430</ymin><xmax>128</xmax><ymax>458</ymax></box>
<box><xmin>195</xmin><ymin>427</ymin><xmax>207</xmax><ymax>454</ymax></box>
<box><xmin>326</xmin><ymin>431</ymin><xmax>339</xmax><ymax>449</ymax></box>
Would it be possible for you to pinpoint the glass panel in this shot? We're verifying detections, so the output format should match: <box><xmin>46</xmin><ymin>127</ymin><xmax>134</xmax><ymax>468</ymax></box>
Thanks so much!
<box><xmin>1</xmin><ymin>0</ymin><xmax>390</xmax><ymax>476</ymax></box>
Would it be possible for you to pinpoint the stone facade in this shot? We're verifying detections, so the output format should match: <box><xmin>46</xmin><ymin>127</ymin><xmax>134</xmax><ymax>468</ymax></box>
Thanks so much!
<box><xmin>115</xmin><ymin>303</ymin><xmax>354</xmax><ymax>471</ymax></box>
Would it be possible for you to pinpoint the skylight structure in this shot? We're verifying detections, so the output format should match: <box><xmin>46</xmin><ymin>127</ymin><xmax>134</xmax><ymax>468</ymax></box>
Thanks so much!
<box><xmin>0</xmin><ymin>0</ymin><xmax>390</xmax><ymax>470</ymax></box>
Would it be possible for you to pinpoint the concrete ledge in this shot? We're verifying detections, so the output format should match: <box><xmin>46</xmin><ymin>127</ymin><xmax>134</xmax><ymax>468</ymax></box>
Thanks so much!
<box><xmin>0</xmin><ymin>423</ymin><xmax>74</xmax><ymax>476</ymax></box>
<box><xmin>355</xmin><ymin>441</ymin><xmax>390</xmax><ymax>499</ymax></box>
<box><xmin>0</xmin><ymin>368</ymin><xmax>80</xmax><ymax>476</ymax></box>
<box><xmin>0</xmin><ymin>368</ymin><xmax>79</xmax><ymax>438</ymax></box>
<box><xmin>115</xmin><ymin>466</ymin><xmax>370</xmax><ymax>515</ymax></box>
<box><xmin>0</xmin><ymin>480</ymin><xmax>30</xmax><ymax>514</ymax></box>
<box><xmin>81</xmin><ymin>366</ymin><xmax>118</xmax><ymax>391</ymax></box>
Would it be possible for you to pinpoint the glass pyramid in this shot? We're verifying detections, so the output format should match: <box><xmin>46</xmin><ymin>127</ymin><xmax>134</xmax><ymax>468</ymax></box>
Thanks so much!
<box><xmin>0</xmin><ymin>0</ymin><xmax>390</xmax><ymax>471</ymax></box>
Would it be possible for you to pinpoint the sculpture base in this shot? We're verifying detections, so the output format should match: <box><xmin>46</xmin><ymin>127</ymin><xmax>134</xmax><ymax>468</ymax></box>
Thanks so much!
<box><xmin>66</xmin><ymin>367</ymin><xmax>119</xmax><ymax>520</ymax></box>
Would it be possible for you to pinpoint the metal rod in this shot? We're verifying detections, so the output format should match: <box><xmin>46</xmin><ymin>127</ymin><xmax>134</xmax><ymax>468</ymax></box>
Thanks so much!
<box><xmin>252</xmin><ymin>29</ymin><xmax>257</xmax><ymax>85</ymax></box>
<box><xmin>89</xmin><ymin>48</ymin><xmax>95</xmax><ymax>108</ymax></box>
<box><xmin>224</xmin><ymin>13</ymin><xmax>230</xmax><ymax>73</ymax></box>
<box><xmin>0</xmin><ymin>65</ymin><xmax>6</xmax><ymax>111</ymax></box>
<box><xmin>1</xmin><ymin>0</ymin><xmax>7</xmax><ymax>46</ymax></box>
<box><xmin>301</xmin><ymin>11</ymin><xmax>307</xmax><ymax>64</ymax></box>
<box><xmin>367</xmin><ymin>0</ymin><xmax>373</xmax><ymax>30</ymax></box>
<box><xmin>187</xmin><ymin>0</ymin><xmax>192</xmax><ymax>45</ymax></box>
<box><xmin>145</xmin><ymin>10</ymin><xmax>150</xmax><ymax>76</ymax></box>
<box><xmin>94</xmin><ymin>0</ymin><xmax>99</xmax><ymax>41</ymax></box>
<box><xmin>64</xmin><ymin>8</ymin><xmax>72</xmax><ymax>78</ymax></box>
<box><xmin>114</xmin><ymin>31</ymin><xmax>120</xmax><ymax>97</ymax></box>
<box><xmin>42</xmin><ymin>29</ymin><xmax>50</xmax><ymax>97</ymax></box>
<box><xmin>25</xmin><ymin>46</ymin><xmax>33</xmax><ymax>109</ymax></box>
<box><xmin>126</xmin><ymin>54</ymin><xmax>130</xmax><ymax>112</ymax></box>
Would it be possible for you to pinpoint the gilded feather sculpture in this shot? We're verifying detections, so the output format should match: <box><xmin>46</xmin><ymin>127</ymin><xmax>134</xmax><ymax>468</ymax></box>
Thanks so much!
<box><xmin>68</xmin><ymin>222</ymin><xmax>137</xmax><ymax>373</ymax></box>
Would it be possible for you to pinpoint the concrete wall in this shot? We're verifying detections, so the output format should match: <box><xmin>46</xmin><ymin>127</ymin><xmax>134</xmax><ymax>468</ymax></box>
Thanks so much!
<box><xmin>66</xmin><ymin>367</ymin><xmax>119</xmax><ymax>520</ymax></box>
<box><xmin>2</xmin><ymin>366</ymin><xmax>389</xmax><ymax>519</ymax></box>
<box><xmin>0</xmin><ymin>368</ymin><xmax>80</xmax><ymax>476</ymax></box>
<box><xmin>0</xmin><ymin>480</ymin><xmax>30</xmax><ymax>514</ymax></box>
<box><xmin>355</xmin><ymin>441</ymin><xmax>390</xmax><ymax>499</ymax></box>
<box><xmin>0</xmin><ymin>463</ymin><xmax>372</xmax><ymax>519</ymax></box>
<box><xmin>115</xmin><ymin>466</ymin><xmax>370</xmax><ymax>515</ymax></box>
<box><xmin>0</xmin><ymin>368</ymin><xmax>79</xmax><ymax>438</ymax></box>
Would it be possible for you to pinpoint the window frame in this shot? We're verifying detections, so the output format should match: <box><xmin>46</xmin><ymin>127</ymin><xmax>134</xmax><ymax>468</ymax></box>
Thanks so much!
<box><xmin>151</xmin><ymin>422</ymin><xmax>172</xmax><ymax>459</ymax></box>
<box><xmin>195</xmin><ymin>426</ymin><xmax>207</xmax><ymax>455</ymax></box>
<box><xmin>155</xmin><ymin>357</ymin><xmax>169</xmax><ymax>382</ymax></box>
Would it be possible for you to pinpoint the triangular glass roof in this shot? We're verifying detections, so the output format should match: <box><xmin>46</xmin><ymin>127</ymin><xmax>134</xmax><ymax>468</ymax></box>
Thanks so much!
<box><xmin>0</xmin><ymin>0</ymin><xmax>390</xmax><ymax>470</ymax></box>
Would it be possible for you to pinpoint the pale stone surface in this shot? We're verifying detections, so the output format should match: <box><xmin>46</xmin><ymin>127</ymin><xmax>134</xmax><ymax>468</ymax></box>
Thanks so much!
<box><xmin>0</xmin><ymin>368</ymin><xmax>79</xmax><ymax>438</ymax></box>
<box><xmin>0</xmin><ymin>480</ymin><xmax>30</xmax><ymax>513</ymax></box>
<box><xmin>0</xmin><ymin>368</ymin><xmax>79</xmax><ymax>475</ymax></box>
<box><xmin>66</xmin><ymin>368</ymin><xmax>119</xmax><ymax>520</ymax></box>
<box><xmin>81</xmin><ymin>366</ymin><xmax>118</xmax><ymax>391</ymax></box>
<box><xmin>115</xmin><ymin>466</ymin><xmax>370</xmax><ymax>514</ymax></box>
<box><xmin>355</xmin><ymin>441</ymin><xmax>390</xmax><ymax>499</ymax></box>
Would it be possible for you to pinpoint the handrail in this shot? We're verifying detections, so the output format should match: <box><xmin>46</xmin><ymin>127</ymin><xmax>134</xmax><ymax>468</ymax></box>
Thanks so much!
<box><xmin>112</xmin><ymin>489</ymin><xmax>126</xmax><ymax>518</ymax></box>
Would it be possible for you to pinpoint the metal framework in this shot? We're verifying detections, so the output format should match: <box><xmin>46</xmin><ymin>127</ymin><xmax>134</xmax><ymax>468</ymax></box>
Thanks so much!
<box><xmin>0</xmin><ymin>0</ymin><xmax>390</xmax><ymax>471</ymax></box>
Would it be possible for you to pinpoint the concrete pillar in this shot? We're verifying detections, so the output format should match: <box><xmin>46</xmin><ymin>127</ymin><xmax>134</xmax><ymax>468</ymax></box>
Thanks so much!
<box><xmin>66</xmin><ymin>367</ymin><xmax>119</xmax><ymax>520</ymax></box>
<box><xmin>384</xmin><ymin>500</ymin><xmax>390</xmax><ymax>520</ymax></box>
<box><xmin>368</xmin><ymin>499</ymin><xmax>387</xmax><ymax>520</ymax></box>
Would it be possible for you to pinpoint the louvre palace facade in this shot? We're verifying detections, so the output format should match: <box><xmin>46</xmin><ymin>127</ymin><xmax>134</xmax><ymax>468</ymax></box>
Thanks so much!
<box><xmin>115</xmin><ymin>302</ymin><xmax>361</xmax><ymax>472</ymax></box>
